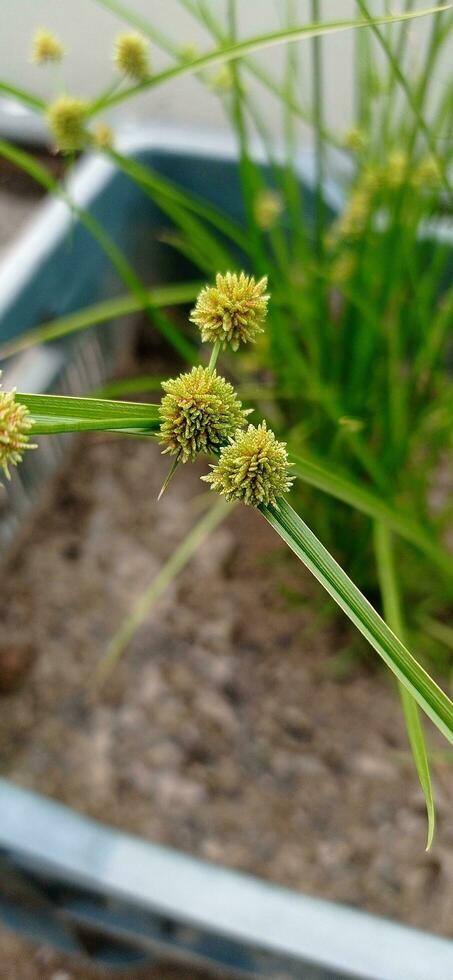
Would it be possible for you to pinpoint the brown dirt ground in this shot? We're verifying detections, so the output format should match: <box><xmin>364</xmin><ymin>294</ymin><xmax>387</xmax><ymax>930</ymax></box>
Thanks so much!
<box><xmin>0</xmin><ymin>421</ymin><xmax>453</xmax><ymax>978</ymax></box>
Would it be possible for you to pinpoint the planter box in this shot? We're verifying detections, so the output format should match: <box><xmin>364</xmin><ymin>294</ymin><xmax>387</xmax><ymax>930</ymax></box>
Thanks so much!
<box><xmin>0</xmin><ymin>126</ymin><xmax>452</xmax><ymax>979</ymax></box>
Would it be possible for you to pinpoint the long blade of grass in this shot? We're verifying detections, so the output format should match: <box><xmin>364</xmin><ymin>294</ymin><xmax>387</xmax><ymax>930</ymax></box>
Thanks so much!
<box><xmin>0</xmin><ymin>81</ymin><xmax>45</xmax><ymax>112</ymax></box>
<box><xmin>90</xmin><ymin>7</ymin><xmax>451</xmax><ymax>114</ymax></box>
<box><xmin>261</xmin><ymin>498</ymin><xmax>453</xmax><ymax>745</ymax></box>
<box><xmin>0</xmin><ymin>282</ymin><xmax>202</xmax><ymax>361</ymax></box>
<box><xmin>290</xmin><ymin>450</ymin><xmax>453</xmax><ymax>579</ymax></box>
<box><xmin>19</xmin><ymin>392</ymin><xmax>160</xmax><ymax>435</ymax></box>
<box><xmin>97</xmin><ymin>497</ymin><xmax>232</xmax><ymax>679</ymax></box>
<box><xmin>374</xmin><ymin>521</ymin><xmax>435</xmax><ymax>850</ymax></box>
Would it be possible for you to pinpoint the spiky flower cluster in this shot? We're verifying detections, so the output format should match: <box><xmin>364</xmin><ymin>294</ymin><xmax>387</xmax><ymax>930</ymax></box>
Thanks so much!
<box><xmin>93</xmin><ymin>123</ymin><xmax>114</xmax><ymax>150</ymax></box>
<box><xmin>254</xmin><ymin>190</ymin><xmax>283</xmax><ymax>231</ymax></box>
<box><xmin>46</xmin><ymin>95</ymin><xmax>88</xmax><ymax>152</ymax></box>
<box><xmin>114</xmin><ymin>32</ymin><xmax>150</xmax><ymax>80</ymax></box>
<box><xmin>343</xmin><ymin>127</ymin><xmax>367</xmax><ymax>153</ymax></box>
<box><xmin>190</xmin><ymin>272</ymin><xmax>269</xmax><ymax>352</ymax></box>
<box><xmin>0</xmin><ymin>383</ymin><xmax>35</xmax><ymax>479</ymax></box>
<box><xmin>202</xmin><ymin>422</ymin><xmax>294</xmax><ymax>509</ymax></box>
<box><xmin>32</xmin><ymin>28</ymin><xmax>63</xmax><ymax>64</ymax></box>
<box><xmin>159</xmin><ymin>366</ymin><xmax>249</xmax><ymax>463</ymax></box>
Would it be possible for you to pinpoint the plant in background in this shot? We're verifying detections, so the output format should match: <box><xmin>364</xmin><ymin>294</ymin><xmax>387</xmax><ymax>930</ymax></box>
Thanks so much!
<box><xmin>0</xmin><ymin>0</ymin><xmax>452</xmax><ymax>847</ymax></box>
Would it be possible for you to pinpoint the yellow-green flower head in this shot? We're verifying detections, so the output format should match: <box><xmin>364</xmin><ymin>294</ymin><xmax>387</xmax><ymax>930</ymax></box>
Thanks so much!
<box><xmin>254</xmin><ymin>190</ymin><xmax>283</xmax><ymax>231</ymax></box>
<box><xmin>31</xmin><ymin>28</ymin><xmax>63</xmax><ymax>64</ymax></box>
<box><xmin>208</xmin><ymin>64</ymin><xmax>234</xmax><ymax>92</ymax></box>
<box><xmin>46</xmin><ymin>95</ymin><xmax>88</xmax><ymax>152</ymax></box>
<box><xmin>0</xmin><ymin>382</ymin><xmax>36</xmax><ymax>479</ymax></box>
<box><xmin>179</xmin><ymin>43</ymin><xmax>199</xmax><ymax>63</ymax></box>
<box><xmin>202</xmin><ymin>421</ymin><xmax>294</xmax><ymax>508</ymax></box>
<box><xmin>190</xmin><ymin>272</ymin><xmax>269</xmax><ymax>352</ymax></box>
<box><xmin>412</xmin><ymin>155</ymin><xmax>442</xmax><ymax>188</ymax></box>
<box><xmin>344</xmin><ymin>127</ymin><xmax>367</xmax><ymax>153</ymax></box>
<box><xmin>93</xmin><ymin>122</ymin><xmax>114</xmax><ymax>150</ymax></box>
<box><xmin>114</xmin><ymin>32</ymin><xmax>150</xmax><ymax>80</ymax></box>
<box><xmin>159</xmin><ymin>366</ymin><xmax>249</xmax><ymax>463</ymax></box>
<box><xmin>386</xmin><ymin>150</ymin><xmax>410</xmax><ymax>189</ymax></box>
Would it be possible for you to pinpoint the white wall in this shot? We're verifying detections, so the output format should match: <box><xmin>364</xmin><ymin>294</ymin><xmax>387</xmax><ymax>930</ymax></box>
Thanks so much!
<box><xmin>0</xmin><ymin>1</ymin><xmax>448</xmax><ymax>144</ymax></box>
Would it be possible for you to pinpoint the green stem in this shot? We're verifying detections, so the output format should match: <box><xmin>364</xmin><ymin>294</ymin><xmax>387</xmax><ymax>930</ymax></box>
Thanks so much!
<box><xmin>374</xmin><ymin>521</ymin><xmax>435</xmax><ymax>849</ymax></box>
<box><xmin>208</xmin><ymin>340</ymin><xmax>221</xmax><ymax>372</ymax></box>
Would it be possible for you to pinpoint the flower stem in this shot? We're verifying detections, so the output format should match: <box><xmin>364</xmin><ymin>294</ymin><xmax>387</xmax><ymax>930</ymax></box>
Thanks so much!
<box><xmin>208</xmin><ymin>340</ymin><xmax>221</xmax><ymax>373</ymax></box>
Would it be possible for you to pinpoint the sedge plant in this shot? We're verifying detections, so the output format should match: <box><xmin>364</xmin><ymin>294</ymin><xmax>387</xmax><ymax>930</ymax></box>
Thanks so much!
<box><xmin>0</xmin><ymin>2</ymin><xmax>453</xmax><ymax>845</ymax></box>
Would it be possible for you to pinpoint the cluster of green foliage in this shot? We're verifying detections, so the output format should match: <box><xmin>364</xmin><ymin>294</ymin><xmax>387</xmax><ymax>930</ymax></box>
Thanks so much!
<box><xmin>0</xmin><ymin>0</ymin><xmax>452</xmax><ymax>846</ymax></box>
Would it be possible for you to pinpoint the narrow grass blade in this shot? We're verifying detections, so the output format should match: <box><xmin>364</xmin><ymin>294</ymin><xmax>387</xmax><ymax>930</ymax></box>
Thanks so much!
<box><xmin>97</xmin><ymin>498</ymin><xmax>232</xmax><ymax>679</ymax></box>
<box><xmin>261</xmin><ymin>498</ymin><xmax>453</xmax><ymax>746</ymax></box>
<box><xmin>290</xmin><ymin>451</ymin><xmax>453</xmax><ymax>579</ymax></box>
<box><xmin>0</xmin><ymin>282</ymin><xmax>202</xmax><ymax>361</ymax></box>
<box><xmin>0</xmin><ymin>81</ymin><xmax>45</xmax><ymax>112</ymax></box>
<box><xmin>93</xmin><ymin>7</ymin><xmax>451</xmax><ymax>113</ymax></box>
<box><xmin>19</xmin><ymin>392</ymin><xmax>160</xmax><ymax>435</ymax></box>
<box><xmin>374</xmin><ymin>521</ymin><xmax>435</xmax><ymax>850</ymax></box>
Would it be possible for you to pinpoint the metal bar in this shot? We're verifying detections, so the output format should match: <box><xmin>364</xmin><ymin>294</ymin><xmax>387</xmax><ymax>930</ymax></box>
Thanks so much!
<box><xmin>0</xmin><ymin>780</ymin><xmax>452</xmax><ymax>980</ymax></box>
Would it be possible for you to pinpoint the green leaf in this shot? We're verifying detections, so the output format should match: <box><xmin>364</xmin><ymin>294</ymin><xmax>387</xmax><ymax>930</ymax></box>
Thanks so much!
<box><xmin>0</xmin><ymin>81</ymin><xmax>45</xmax><ymax>111</ymax></box>
<box><xmin>374</xmin><ymin>521</ymin><xmax>435</xmax><ymax>850</ymax></box>
<box><xmin>19</xmin><ymin>393</ymin><xmax>160</xmax><ymax>435</ymax></box>
<box><xmin>0</xmin><ymin>282</ymin><xmax>202</xmax><ymax>361</ymax></box>
<box><xmin>92</xmin><ymin>6</ymin><xmax>452</xmax><ymax>113</ymax></box>
<box><xmin>290</xmin><ymin>450</ymin><xmax>453</xmax><ymax>579</ymax></box>
<box><xmin>261</xmin><ymin>498</ymin><xmax>453</xmax><ymax>746</ymax></box>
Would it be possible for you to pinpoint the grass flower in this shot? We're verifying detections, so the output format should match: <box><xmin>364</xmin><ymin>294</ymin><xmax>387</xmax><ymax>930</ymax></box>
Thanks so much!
<box><xmin>413</xmin><ymin>155</ymin><xmax>442</xmax><ymax>188</ymax></box>
<box><xmin>254</xmin><ymin>190</ymin><xmax>283</xmax><ymax>230</ymax></box>
<box><xmin>344</xmin><ymin>127</ymin><xmax>367</xmax><ymax>152</ymax></box>
<box><xmin>46</xmin><ymin>95</ymin><xmax>88</xmax><ymax>152</ymax></box>
<box><xmin>190</xmin><ymin>272</ymin><xmax>269</xmax><ymax>351</ymax></box>
<box><xmin>31</xmin><ymin>28</ymin><xmax>63</xmax><ymax>64</ymax></box>
<box><xmin>159</xmin><ymin>366</ymin><xmax>249</xmax><ymax>463</ymax></box>
<box><xmin>93</xmin><ymin>123</ymin><xmax>114</xmax><ymax>150</ymax></box>
<box><xmin>386</xmin><ymin>150</ymin><xmax>410</xmax><ymax>189</ymax></box>
<box><xmin>208</xmin><ymin>65</ymin><xmax>234</xmax><ymax>92</ymax></box>
<box><xmin>202</xmin><ymin>422</ymin><xmax>294</xmax><ymax>508</ymax></box>
<box><xmin>114</xmin><ymin>32</ymin><xmax>150</xmax><ymax>80</ymax></box>
<box><xmin>0</xmin><ymin>381</ymin><xmax>35</xmax><ymax>479</ymax></box>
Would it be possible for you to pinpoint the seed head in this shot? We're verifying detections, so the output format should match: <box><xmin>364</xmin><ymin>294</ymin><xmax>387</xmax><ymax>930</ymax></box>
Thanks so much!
<box><xmin>208</xmin><ymin>65</ymin><xmax>234</xmax><ymax>92</ymax></box>
<box><xmin>46</xmin><ymin>95</ymin><xmax>88</xmax><ymax>152</ymax></box>
<box><xmin>202</xmin><ymin>422</ymin><xmax>294</xmax><ymax>509</ymax></box>
<box><xmin>386</xmin><ymin>150</ymin><xmax>410</xmax><ymax>189</ymax></box>
<box><xmin>344</xmin><ymin>127</ymin><xmax>367</xmax><ymax>153</ymax></box>
<box><xmin>93</xmin><ymin>122</ymin><xmax>114</xmax><ymax>150</ymax></box>
<box><xmin>0</xmin><ymin>382</ymin><xmax>36</xmax><ymax>480</ymax></box>
<box><xmin>412</xmin><ymin>155</ymin><xmax>442</xmax><ymax>188</ymax></box>
<box><xmin>190</xmin><ymin>272</ymin><xmax>269</xmax><ymax>351</ymax></box>
<box><xmin>254</xmin><ymin>190</ymin><xmax>283</xmax><ymax>230</ymax></box>
<box><xmin>159</xmin><ymin>366</ymin><xmax>249</xmax><ymax>463</ymax></box>
<box><xmin>114</xmin><ymin>32</ymin><xmax>150</xmax><ymax>80</ymax></box>
<box><xmin>31</xmin><ymin>28</ymin><xmax>63</xmax><ymax>64</ymax></box>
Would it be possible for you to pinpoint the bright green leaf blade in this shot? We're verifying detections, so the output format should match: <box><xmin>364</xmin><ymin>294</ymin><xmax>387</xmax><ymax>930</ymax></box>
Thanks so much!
<box><xmin>261</xmin><ymin>498</ymin><xmax>453</xmax><ymax>746</ymax></box>
<box><xmin>18</xmin><ymin>392</ymin><xmax>160</xmax><ymax>435</ymax></box>
<box><xmin>0</xmin><ymin>81</ymin><xmax>45</xmax><ymax>111</ymax></box>
<box><xmin>92</xmin><ymin>6</ymin><xmax>451</xmax><ymax>113</ymax></box>
<box><xmin>0</xmin><ymin>282</ymin><xmax>202</xmax><ymax>361</ymax></box>
<box><xmin>374</xmin><ymin>521</ymin><xmax>435</xmax><ymax>850</ymax></box>
<box><xmin>290</xmin><ymin>451</ymin><xmax>453</xmax><ymax>579</ymax></box>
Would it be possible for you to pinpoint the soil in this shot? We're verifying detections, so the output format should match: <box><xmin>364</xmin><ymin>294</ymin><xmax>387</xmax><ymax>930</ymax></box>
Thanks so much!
<box><xmin>1</xmin><ymin>381</ymin><xmax>453</xmax><ymax>979</ymax></box>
